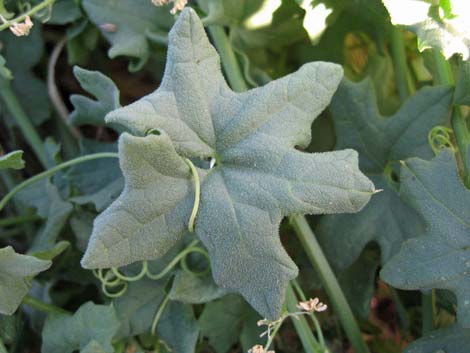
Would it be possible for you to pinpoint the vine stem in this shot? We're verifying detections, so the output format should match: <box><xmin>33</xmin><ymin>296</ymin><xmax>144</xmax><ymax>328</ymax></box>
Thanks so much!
<box><xmin>0</xmin><ymin>338</ymin><xmax>8</xmax><ymax>353</ymax></box>
<box><xmin>208</xmin><ymin>23</ymin><xmax>369</xmax><ymax>353</ymax></box>
<box><xmin>432</xmin><ymin>50</ymin><xmax>470</xmax><ymax>187</ymax></box>
<box><xmin>0</xmin><ymin>152</ymin><xmax>119</xmax><ymax>211</ymax></box>
<box><xmin>22</xmin><ymin>295</ymin><xmax>68</xmax><ymax>315</ymax></box>
<box><xmin>421</xmin><ymin>291</ymin><xmax>435</xmax><ymax>334</ymax></box>
<box><xmin>389</xmin><ymin>26</ymin><xmax>414</xmax><ymax>99</ymax></box>
<box><xmin>0</xmin><ymin>0</ymin><xmax>56</xmax><ymax>31</ymax></box>
<box><xmin>207</xmin><ymin>26</ymin><xmax>249</xmax><ymax>92</ymax></box>
<box><xmin>0</xmin><ymin>78</ymin><xmax>48</xmax><ymax>168</ymax></box>
<box><xmin>0</xmin><ymin>214</ymin><xmax>41</xmax><ymax>227</ymax></box>
<box><xmin>290</xmin><ymin>215</ymin><xmax>370</xmax><ymax>353</ymax></box>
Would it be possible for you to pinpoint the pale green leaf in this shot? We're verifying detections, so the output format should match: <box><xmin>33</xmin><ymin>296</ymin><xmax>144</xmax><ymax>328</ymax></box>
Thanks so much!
<box><xmin>41</xmin><ymin>302</ymin><xmax>119</xmax><ymax>353</ymax></box>
<box><xmin>0</xmin><ymin>151</ymin><xmax>25</xmax><ymax>170</ymax></box>
<box><xmin>405</xmin><ymin>324</ymin><xmax>470</xmax><ymax>353</ymax></box>
<box><xmin>381</xmin><ymin>150</ymin><xmax>470</xmax><ymax>327</ymax></box>
<box><xmin>317</xmin><ymin>79</ymin><xmax>452</xmax><ymax>269</ymax></box>
<box><xmin>82</xmin><ymin>8</ymin><xmax>374</xmax><ymax>319</ymax></box>
<box><xmin>70</xmin><ymin>67</ymin><xmax>121</xmax><ymax>127</ymax></box>
<box><xmin>82</xmin><ymin>0</ymin><xmax>174</xmax><ymax>71</ymax></box>
<box><xmin>0</xmin><ymin>247</ymin><xmax>51</xmax><ymax>315</ymax></box>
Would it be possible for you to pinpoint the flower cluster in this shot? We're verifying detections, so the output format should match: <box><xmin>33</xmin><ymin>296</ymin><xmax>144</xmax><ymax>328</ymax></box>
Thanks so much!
<box><xmin>248</xmin><ymin>345</ymin><xmax>274</xmax><ymax>353</ymax></box>
<box><xmin>297</xmin><ymin>298</ymin><xmax>328</xmax><ymax>313</ymax></box>
<box><xmin>151</xmin><ymin>0</ymin><xmax>188</xmax><ymax>14</ymax></box>
<box><xmin>9</xmin><ymin>16</ymin><xmax>33</xmax><ymax>37</ymax></box>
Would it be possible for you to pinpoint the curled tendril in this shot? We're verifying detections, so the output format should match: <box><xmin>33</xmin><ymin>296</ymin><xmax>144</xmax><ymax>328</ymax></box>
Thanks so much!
<box><xmin>428</xmin><ymin>126</ymin><xmax>456</xmax><ymax>155</ymax></box>
<box><xmin>93</xmin><ymin>239</ymin><xmax>210</xmax><ymax>299</ymax></box>
<box><xmin>181</xmin><ymin>246</ymin><xmax>211</xmax><ymax>276</ymax></box>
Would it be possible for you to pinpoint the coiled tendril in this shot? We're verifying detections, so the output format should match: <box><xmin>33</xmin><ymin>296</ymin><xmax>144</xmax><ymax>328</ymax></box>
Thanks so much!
<box><xmin>428</xmin><ymin>126</ymin><xmax>456</xmax><ymax>154</ymax></box>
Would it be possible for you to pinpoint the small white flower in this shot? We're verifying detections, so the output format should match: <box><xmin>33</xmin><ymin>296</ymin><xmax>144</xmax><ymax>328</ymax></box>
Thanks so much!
<box><xmin>297</xmin><ymin>298</ymin><xmax>328</xmax><ymax>313</ymax></box>
<box><xmin>248</xmin><ymin>345</ymin><xmax>274</xmax><ymax>353</ymax></box>
<box><xmin>9</xmin><ymin>16</ymin><xmax>33</xmax><ymax>37</ymax></box>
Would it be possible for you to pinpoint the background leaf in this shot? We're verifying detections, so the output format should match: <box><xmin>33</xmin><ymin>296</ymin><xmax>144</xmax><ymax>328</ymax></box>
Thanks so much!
<box><xmin>0</xmin><ymin>246</ymin><xmax>51</xmax><ymax>315</ymax></box>
<box><xmin>41</xmin><ymin>302</ymin><xmax>120</xmax><ymax>353</ymax></box>
<box><xmin>381</xmin><ymin>150</ymin><xmax>470</xmax><ymax>327</ymax></box>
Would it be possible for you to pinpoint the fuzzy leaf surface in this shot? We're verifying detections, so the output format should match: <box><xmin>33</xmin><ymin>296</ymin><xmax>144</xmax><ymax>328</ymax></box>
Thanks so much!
<box><xmin>0</xmin><ymin>247</ymin><xmax>51</xmax><ymax>315</ymax></box>
<box><xmin>317</xmin><ymin>79</ymin><xmax>452</xmax><ymax>269</ymax></box>
<box><xmin>381</xmin><ymin>150</ymin><xmax>470</xmax><ymax>327</ymax></box>
<box><xmin>82</xmin><ymin>8</ymin><xmax>374</xmax><ymax>319</ymax></box>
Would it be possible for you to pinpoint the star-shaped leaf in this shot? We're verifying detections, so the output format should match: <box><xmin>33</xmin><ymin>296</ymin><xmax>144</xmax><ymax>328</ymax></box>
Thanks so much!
<box><xmin>41</xmin><ymin>302</ymin><xmax>120</xmax><ymax>353</ymax></box>
<box><xmin>0</xmin><ymin>246</ymin><xmax>51</xmax><ymax>315</ymax></box>
<box><xmin>81</xmin><ymin>8</ymin><xmax>374</xmax><ymax>319</ymax></box>
<box><xmin>404</xmin><ymin>324</ymin><xmax>470</xmax><ymax>353</ymax></box>
<box><xmin>317</xmin><ymin>78</ymin><xmax>452</xmax><ymax>270</ymax></box>
<box><xmin>0</xmin><ymin>150</ymin><xmax>25</xmax><ymax>170</ymax></box>
<box><xmin>383</xmin><ymin>0</ymin><xmax>470</xmax><ymax>59</ymax></box>
<box><xmin>381</xmin><ymin>150</ymin><xmax>470</xmax><ymax>327</ymax></box>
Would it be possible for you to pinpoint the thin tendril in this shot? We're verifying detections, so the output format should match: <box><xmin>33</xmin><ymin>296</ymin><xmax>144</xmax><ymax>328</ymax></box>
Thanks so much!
<box><xmin>146</xmin><ymin>239</ymin><xmax>200</xmax><ymax>280</ymax></box>
<box><xmin>151</xmin><ymin>295</ymin><xmax>171</xmax><ymax>336</ymax></box>
<box><xmin>102</xmin><ymin>281</ymin><xmax>128</xmax><ymax>298</ymax></box>
<box><xmin>180</xmin><ymin>247</ymin><xmax>210</xmax><ymax>276</ymax></box>
<box><xmin>111</xmin><ymin>261</ymin><xmax>148</xmax><ymax>282</ymax></box>
<box><xmin>428</xmin><ymin>126</ymin><xmax>456</xmax><ymax>154</ymax></box>
<box><xmin>184</xmin><ymin>158</ymin><xmax>200</xmax><ymax>233</ymax></box>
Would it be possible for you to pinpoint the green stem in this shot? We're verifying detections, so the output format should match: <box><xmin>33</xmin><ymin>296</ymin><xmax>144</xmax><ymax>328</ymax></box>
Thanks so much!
<box><xmin>0</xmin><ymin>152</ymin><xmax>119</xmax><ymax>211</ymax></box>
<box><xmin>290</xmin><ymin>215</ymin><xmax>370</xmax><ymax>353</ymax></box>
<box><xmin>264</xmin><ymin>319</ymin><xmax>283</xmax><ymax>351</ymax></box>
<box><xmin>0</xmin><ymin>78</ymin><xmax>48</xmax><ymax>168</ymax></box>
<box><xmin>433</xmin><ymin>50</ymin><xmax>470</xmax><ymax>187</ymax></box>
<box><xmin>285</xmin><ymin>285</ymin><xmax>324</xmax><ymax>353</ymax></box>
<box><xmin>0</xmin><ymin>338</ymin><xmax>8</xmax><ymax>353</ymax></box>
<box><xmin>389</xmin><ymin>27</ymin><xmax>414</xmax><ymax>99</ymax></box>
<box><xmin>0</xmin><ymin>214</ymin><xmax>41</xmax><ymax>227</ymax></box>
<box><xmin>0</xmin><ymin>228</ymin><xmax>23</xmax><ymax>238</ymax></box>
<box><xmin>207</xmin><ymin>26</ymin><xmax>248</xmax><ymax>92</ymax></box>
<box><xmin>0</xmin><ymin>0</ymin><xmax>56</xmax><ymax>31</ymax></box>
<box><xmin>292</xmin><ymin>280</ymin><xmax>326</xmax><ymax>347</ymax></box>
<box><xmin>421</xmin><ymin>292</ymin><xmax>435</xmax><ymax>335</ymax></box>
<box><xmin>22</xmin><ymin>295</ymin><xmax>68</xmax><ymax>315</ymax></box>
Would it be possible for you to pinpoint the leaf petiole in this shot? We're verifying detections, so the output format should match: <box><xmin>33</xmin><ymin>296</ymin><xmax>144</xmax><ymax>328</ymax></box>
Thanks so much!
<box><xmin>184</xmin><ymin>158</ymin><xmax>200</xmax><ymax>233</ymax></box>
